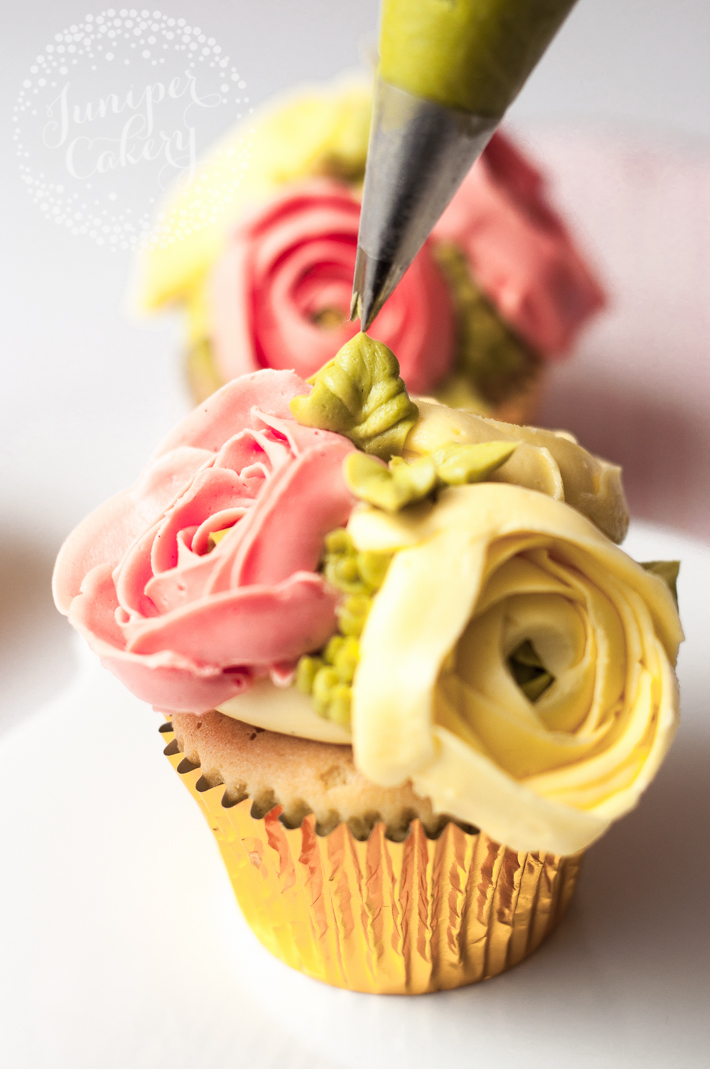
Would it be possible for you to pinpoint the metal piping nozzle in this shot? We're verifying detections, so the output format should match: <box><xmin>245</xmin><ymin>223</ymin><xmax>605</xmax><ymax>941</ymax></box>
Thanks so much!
<box><xmin>351</xmin><ymin>77</ymin><xmax>498</xmax><ymax>330</ymax></box>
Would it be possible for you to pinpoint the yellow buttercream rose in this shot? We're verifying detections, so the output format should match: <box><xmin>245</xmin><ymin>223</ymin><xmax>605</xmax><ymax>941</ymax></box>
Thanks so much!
<box><xmin>406</xmin><ymin>400</ymin><xmax>629</xmax><ymax>544</ymax></box>
<box><xmin>349</xmin><ymin>482</ymin><xmax>682</xmax><ymax>856</ymax></box>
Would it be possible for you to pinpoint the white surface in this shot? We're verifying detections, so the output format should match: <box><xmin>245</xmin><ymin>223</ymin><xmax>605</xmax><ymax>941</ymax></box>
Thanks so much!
<box><xmin>0</xmin><ymin>521</ymin><xmax>707</xmax><ymax>1069</ymax></box>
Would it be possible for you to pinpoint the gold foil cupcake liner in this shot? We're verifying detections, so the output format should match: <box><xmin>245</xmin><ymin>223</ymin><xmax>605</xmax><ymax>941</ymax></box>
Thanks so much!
<box><xmin>162</xmin><ymin>722</ymin><xmax>582</xmax><ymax>994</ymax></box>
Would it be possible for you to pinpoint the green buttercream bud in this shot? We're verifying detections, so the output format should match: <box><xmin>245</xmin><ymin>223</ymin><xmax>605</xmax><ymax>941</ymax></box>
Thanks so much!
<box><xmin>343</xmin><ymin>451</ymin><xmax>437</xmax><ymax>512</ymax></box>
<box><xmin>337</xmin><ymin>593</ymin><xmax>371</xmax><ymax>637</ymax></box>
<box><xmin>324</xmin><ymin>527</ymin><xmax>354</xmax><ymax>556</ymax></box>
<box><xmin>641</xmin><ymin>560</ymin><xmax>680</xmax><ymax>607</ymax></box>
<box><xmin>328</xmin><ymin>553</ymin><xmax>366</xmax><ymax>594</ymax></box>
<box><xmin>294</xmin><ymin>524</ymin><xmax>394</xmax><ymax>724</ymax></box>
<box><xmin>312</xmin><ymin>665</ymin><xmax>340</xmax><ymax>716</ymax></box>
<box><xmin>324</xmin><ymin>634</ymin><xmax>346</xmax><ymax>665</ymax></box>
<box><xmin>357</xmin><ymin>550</ymin><xmax>392</xmax><ymax>592</ymax></box>
<box><xmin>323</xmin><ymin>527</ymin><xmax>367</xmax><ymax>594</ymax></box>
<box><xmin>295</xmin><ymin>655</ymin><xmax>323</xmax><ymax>695</ymax></box>
<box><xmin>328</xmin><ymin>684</ymin><xmax>352</xmax><ymax>728</ymax></box>
<box><xmin>433</xmin><ymin>441</ymin><xmax>517</xmax><ymax>485</ymax></box>
<box><xmin>289</xmin><ymin>332</ymin><xmax>419</xmax><ymax>459</ymax></box>
<box><xmin>333</xmin><ymin>636</ymin><xmax>359</xmax><ymax>684</ymax></box>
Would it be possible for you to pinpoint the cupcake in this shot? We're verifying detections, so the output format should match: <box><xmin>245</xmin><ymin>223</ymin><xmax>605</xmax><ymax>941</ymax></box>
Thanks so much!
<box><xmin>137</xmin><ymin>75</ymin><xmax>606</xmax><ymax>422</ymax></box>
<box><xmin>53</xmin><ymin>332</ymin><xmax>682</xmax><ymax>994</ymax></box>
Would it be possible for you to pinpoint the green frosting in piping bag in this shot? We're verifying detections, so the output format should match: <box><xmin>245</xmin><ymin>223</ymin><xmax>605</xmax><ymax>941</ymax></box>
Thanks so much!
<box><xmin>379</xmin><ymin>0</ymin><xmax>578</xmax><ymax>117</ymax></box>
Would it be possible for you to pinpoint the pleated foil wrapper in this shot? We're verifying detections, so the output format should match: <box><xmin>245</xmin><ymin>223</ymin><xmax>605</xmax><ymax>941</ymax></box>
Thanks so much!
<box><xmin>162</xmin><ymin>723</ymin><xmax>583</xmax><ymax>994</ymax></box>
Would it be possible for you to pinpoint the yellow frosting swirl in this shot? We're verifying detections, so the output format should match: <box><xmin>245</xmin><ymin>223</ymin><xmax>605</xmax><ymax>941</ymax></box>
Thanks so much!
<box><xmin>349</xmin><ymin>483</ymin><xmax>682</xmax><ymax>856</ymax></box>
<box><xmin>407</xmin><ymin>401</ymin><xmax>629</xmax><ymax>544</ymax></box>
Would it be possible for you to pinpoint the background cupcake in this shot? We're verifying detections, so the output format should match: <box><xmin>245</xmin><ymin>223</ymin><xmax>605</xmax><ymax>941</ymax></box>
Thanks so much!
<box><xmin>137</xmin><ymin>75</ymin><xmax>606</xmax><ymax>421</ymax></box>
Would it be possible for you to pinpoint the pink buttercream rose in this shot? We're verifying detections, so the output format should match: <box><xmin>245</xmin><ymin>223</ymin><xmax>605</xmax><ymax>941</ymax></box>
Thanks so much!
<box><xmin>53</xmin><ymin>369</ymin><xmax>355</xmax><ymax>713</ymax></box>
<box><xmin>210</xmin><ymin>179</ymin><xmax>455</xmax><ymax>395</ymax></box>
<box><xmin>433</xmin><ymin>132</ymin><xmax>606</xmax><ymax>356</ymax></box>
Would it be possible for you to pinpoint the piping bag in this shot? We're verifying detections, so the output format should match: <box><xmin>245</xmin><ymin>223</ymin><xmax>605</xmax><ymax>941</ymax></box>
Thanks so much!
<box><xmin>351</xmin><ymin>0</ymin><xmax>579</xmax><ymax>329</ymax></box>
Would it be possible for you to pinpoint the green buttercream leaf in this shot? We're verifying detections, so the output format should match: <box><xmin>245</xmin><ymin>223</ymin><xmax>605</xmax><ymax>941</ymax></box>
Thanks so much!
<box><xmin>290</xmin><ymin>332</ymin><xmax>419</xmax><ymax>459</ymax></box>
<box><xmin>432</xmin><ymin>441</ymin><xmax>517</xmax><ymax>485</ymax></box>
<box><xmin>343</xmin><ymin>440</ymin><xmax>516</xmax><ymax>512</ymax></box>
<box><xmin>343</xmin><ymin>451</ymin><xmax>437</xmax><ymax>512</ymax></box>
<box><xmin>295</xmin><ymin>655</ymin><xmax>323</xmax><ymax>695</ymax></box>
<box><xmin>641</xmin><ymin>561</ymin><xmax>680</xmax><ymax>606</ymax></box>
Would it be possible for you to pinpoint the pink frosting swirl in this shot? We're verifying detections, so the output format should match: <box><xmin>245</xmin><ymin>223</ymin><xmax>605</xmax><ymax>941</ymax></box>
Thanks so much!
<box><xmin>433</xmin><ymin>132</ymin><xmax>606</xmax><ymax>356</ymax></box>
<box><xmin>210</xmin><ymin>179</ymin><xmax>455</xmax><ymax>395</ymax></box>
<box><xmin>53</xmin><ymin>370</ymin><xmax>355</xmax><ymax>713</ymax></box>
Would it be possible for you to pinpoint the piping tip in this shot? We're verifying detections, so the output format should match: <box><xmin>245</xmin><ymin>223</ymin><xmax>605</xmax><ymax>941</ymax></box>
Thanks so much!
<box><xmin>351</xmin><ymin>77</ymin><xmax>498</xmax><ymax>328</ymax></box>
<box><xmin>350</xmin><ymin>247</ymin><xmax>393</xmax><ymax>330</ymax></box>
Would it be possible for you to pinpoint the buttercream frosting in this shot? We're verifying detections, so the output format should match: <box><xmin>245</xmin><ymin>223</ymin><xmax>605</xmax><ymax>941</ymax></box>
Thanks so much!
<box><xmin>406</xmin><ymin>400</ymin><xmax>629</xmax><ymax>543</ymax></box>
<box><xmin>53</xmin><ymin>369</ymin><xmax>355</xmax><ymax>712</ymax></box>
<box><xmin>349</xmin><ymin>482</ymin><xmax>682</xmax><ymax>855</ymax></box>
<box><xmin>55</xmin><ymin>339</ymin><xmax>681</xmax><ymax>855</ymax></box>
